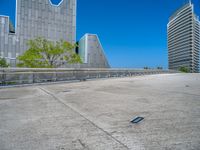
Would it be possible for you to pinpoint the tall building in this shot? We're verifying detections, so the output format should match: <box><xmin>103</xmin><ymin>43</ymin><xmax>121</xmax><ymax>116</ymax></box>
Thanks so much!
<box><xmin>167</xmin><ymin>2</ymin><xmax>200</xmax><ymax>73</ymax></box>
<box><xmin>0</xmin><ymin>0</ymin><xmax>76</xmax><ymax>66</ymax></box>
<box><xmin>78</xmin><ymin>34</ymin><xmax>110</xmax><ymax>68</ymax></box>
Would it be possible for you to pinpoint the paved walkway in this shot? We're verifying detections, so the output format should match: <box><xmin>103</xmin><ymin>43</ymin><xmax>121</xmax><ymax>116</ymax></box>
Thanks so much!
<box><xmin>0</xmin><ymin>74</ymin><xmax>200</xmax><ymax>150</ymax></box>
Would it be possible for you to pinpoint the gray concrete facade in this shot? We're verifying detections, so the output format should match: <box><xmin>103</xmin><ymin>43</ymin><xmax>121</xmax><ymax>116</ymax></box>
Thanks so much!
<box><xmin>78</xmin><ymin>34</ymin><xmax>110</xmax><ymax>68</ymax></box>
<box><xmin>0</xmin><ymin>0</ymin><xmax>76</xmax><ymax>66</ymax></box>
<box><xmin>167</xmin><ymin>2</ymin><xmax>200</xmax><ymax>73</ymax></box>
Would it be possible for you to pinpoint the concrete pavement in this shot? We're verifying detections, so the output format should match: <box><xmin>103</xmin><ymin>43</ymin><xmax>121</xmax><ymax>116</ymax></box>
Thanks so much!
<box><xmin>0</xmin><ymin>73</ymin><xmax>200</xmax><ymax>150</ymax></box>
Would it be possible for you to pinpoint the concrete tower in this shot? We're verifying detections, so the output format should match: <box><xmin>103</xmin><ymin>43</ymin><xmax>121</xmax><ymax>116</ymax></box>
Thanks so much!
<box><xmin>167</xmin><ymin>2</ymin><xmax>200</xmax><ymax>73</ymax></box>
<box><xmin>0</xmin><ymin>0</ymin><xmax>76</xmax><ymax>66</ymax></box>
<box><xmin>78</xmin><ymin>34</ymin><xmax>110</xmax><ymax>68</ymax></box>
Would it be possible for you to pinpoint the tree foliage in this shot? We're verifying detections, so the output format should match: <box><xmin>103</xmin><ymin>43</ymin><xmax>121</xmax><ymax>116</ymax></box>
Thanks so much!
<box><xmin>144</xmin><ymin>67</ymin><xmax>150</xmax><ymax>70</ymax></box>
<box><xmin>17</xmin><ymin>37</ymin><xmax>82</xmax><ymax>68</ymax></box>
<box><xmin>157</xmin><ymin>67</ymin><xmax>163</xmax><ymax>70</ymax></box>
<box><xmin>179</xmin><ymin>66</ymin><xmax>190</xmax><ymax>73</ymax></box>
<box><xmin>0</xmin><ymin>58</ymin><xmax>9</xmax><ymax>68</ymax></box>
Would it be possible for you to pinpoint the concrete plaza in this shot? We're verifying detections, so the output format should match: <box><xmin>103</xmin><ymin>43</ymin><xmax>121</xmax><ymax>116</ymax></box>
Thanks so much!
<box><xmin>0</xmin><ymin>74</ymin><xmax>200</xmax><ymax>150</ymax></box>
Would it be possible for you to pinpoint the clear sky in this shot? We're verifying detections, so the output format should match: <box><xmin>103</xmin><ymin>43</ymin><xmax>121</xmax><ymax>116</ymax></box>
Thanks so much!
<box><xmin>0</xmin><ymin>0</ymin><xmax>200</xmax><ymax>68</ymax></box>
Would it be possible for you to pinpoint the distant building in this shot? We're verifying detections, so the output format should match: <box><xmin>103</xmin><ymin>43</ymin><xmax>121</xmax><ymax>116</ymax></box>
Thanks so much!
<box><xmin>167</xmin><ymin>2</ymin><xmax>200</xmax><ymax>73</ymax></box>
<box><xmin>78</xmin><ymin>34</ymin><xmax>110</xmax><ymax>68</ymax></box>
<box><xmin>0</xmin><ymin>0</ymin><xmax>110</xmax><ymax>68</ymax></box>
<box><xmin>0</xmin><ymin>0</ymin><xmax>76</xmax><ymax>66</ymax></box>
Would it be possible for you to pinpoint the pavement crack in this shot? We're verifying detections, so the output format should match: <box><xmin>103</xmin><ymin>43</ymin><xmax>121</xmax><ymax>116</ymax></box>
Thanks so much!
<box><xmin>38</xmin><ymin>87</ymin><xmax>129</xmax><ymax>150</ymax></box>
<box><xmin>77</xmin><ymin>139</ymin><xmax>89</xmax><ymax>149</ymax></box>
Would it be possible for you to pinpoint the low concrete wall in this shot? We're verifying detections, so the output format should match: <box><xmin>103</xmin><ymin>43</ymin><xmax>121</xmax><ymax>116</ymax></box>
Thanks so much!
<box><xmin>0</xmin><ymin>68</ymin><xmax>177</xmax><ymax>86</ymax></box>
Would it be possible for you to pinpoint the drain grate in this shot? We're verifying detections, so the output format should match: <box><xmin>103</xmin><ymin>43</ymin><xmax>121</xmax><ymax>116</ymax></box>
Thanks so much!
<box><xmin>131</xmin><ymin>117</ymin><xmax>144</xmax><ymax>124</ymax></box>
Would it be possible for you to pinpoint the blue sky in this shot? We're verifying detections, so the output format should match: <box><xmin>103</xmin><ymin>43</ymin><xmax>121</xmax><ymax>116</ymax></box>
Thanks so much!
<box><xmin>0</xmin><ymin>0</ymin><xmax>200</xmax><ymax>68</ymax></box>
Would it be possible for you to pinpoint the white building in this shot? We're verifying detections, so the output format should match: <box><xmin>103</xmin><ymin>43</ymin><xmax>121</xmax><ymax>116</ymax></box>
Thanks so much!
<box><xmin>167</xmin><ymin>2</ymin><xmax>200</xmax><ymax>73</ymax></box>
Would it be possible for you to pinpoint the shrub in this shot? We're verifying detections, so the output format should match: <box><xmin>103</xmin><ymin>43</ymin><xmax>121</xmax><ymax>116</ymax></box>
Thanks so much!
<box><xmin>157</xmin><ymin>67</ymin><xmax>163</xmax><ymax>70</ymax></box>
<box><xmin>0</xmin><ymin>58</ymin><xmax>9</xmax><ymax>68</ymax></box>
<box><xmin>179</xmin><ymin>66</ymin><xmax>190</xmax><ymax>73</ymax></box>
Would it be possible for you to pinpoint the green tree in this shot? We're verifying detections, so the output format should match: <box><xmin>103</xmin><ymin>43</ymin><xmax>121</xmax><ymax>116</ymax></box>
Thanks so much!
<box><xmin>144</xmin><ymin>67</ymin><xmax>149</xmax><ymax>70</ymax></box>
<box><xmin>157</xmin><ymin>67</ymin><xmax>163</xmax><ymax>70</ymax></box>
<box><xmin>179</xmin><ymin>66</ymin><xmax>190</xmax><ymax>73</ymax></box>
<box><xmin>17</xmin><ymin>37</ymin><xmax>82</xmax><ymax>68</ymax></box>
<box><xmin>0</xmin><ymin>58</ymin><xmax>9</xmax><ymax>68</ymax></box>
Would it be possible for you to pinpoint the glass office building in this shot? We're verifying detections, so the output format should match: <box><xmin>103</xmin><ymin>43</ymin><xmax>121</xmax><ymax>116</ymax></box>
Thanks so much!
<box><xmin>167</xmin><ymin>2</ymin><xmax>200</xmax><ymax>73</ymax></box>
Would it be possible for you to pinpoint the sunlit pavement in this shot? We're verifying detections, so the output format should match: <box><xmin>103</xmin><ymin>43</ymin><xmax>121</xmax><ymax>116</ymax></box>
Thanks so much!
<box><xmin>0</xmin><ymin>73</ymin><xmax>200</xmax><ymax>150</ymax></box>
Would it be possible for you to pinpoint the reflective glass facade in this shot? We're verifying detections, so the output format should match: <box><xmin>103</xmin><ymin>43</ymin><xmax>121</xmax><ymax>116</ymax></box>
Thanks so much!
<box><xmin>78</xmin><ymin>35</ymin><xmax>87</xmax><ymax>63</ymax></box>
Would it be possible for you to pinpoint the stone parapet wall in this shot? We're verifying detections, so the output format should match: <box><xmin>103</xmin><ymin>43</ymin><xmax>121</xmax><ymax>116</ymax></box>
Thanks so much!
<box><xmin>0</xmin><ymin>68</ymin><xmax>178</xmax><ymax>86</ymax></box>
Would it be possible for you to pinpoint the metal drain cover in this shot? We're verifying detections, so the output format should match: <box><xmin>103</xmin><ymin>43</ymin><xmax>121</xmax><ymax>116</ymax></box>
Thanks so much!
<box><xmin>131</xmin><ymin>117</ymin><xmax>144</xmax><ymax>124</ymax></box>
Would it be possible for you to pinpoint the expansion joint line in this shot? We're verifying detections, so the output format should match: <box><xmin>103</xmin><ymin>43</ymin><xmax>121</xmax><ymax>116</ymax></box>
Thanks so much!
<box><xmin>38</xmin><ymin>87</ymin><xmax>129</xmax><ymax>150</ymax></box>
